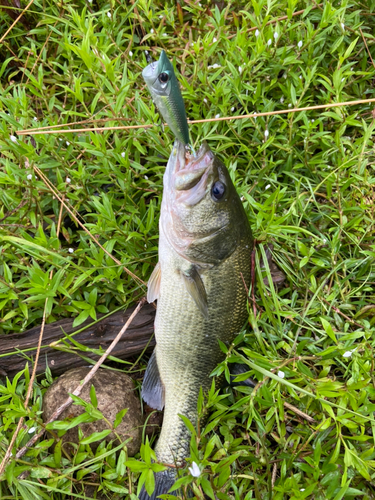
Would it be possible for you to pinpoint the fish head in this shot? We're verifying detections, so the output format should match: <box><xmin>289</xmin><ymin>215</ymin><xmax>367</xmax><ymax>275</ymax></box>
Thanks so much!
<box><xmin>142</xmin><ymin>50</ymin><xmax>175</xmax><ymax>97</ymax></box>
<box><xmin>162</xmin><ymin>141</ymin><xmax>251</xmax><ymax>265</ymax></box>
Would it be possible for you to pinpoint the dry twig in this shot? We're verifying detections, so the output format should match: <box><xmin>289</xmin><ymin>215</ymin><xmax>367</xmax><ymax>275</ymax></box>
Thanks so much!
<box><xmin>33</xmin><ymin>166</ymin><xmax>146</xmax><ymax>288</ymax></box>
<box><xmin>13</xmin><ymin>298</ymin><xmax>146</xmax><ymax>461</ymax></box>
<box><xmin>16</xmin><ymin>98</ymin><xmax>375</xmax><ymax>136</ymax></box>
<box><xmin>0</xmin><ymin>0</ymin><xmax>34</xmax><ymax>44</ymax></box>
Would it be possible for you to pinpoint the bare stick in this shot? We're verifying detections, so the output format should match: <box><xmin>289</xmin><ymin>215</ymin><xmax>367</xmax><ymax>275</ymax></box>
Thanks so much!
<box><xmin>284</xmin><ymin>402</ymin><xmax>315</xmax><ymax>424</ymax></box>
<box><xmin>17</xmin><ymin>98</ymin><xmax>375</xmax><ymax>136</ymax></box>
<box><xmin>0</xmin><ymin>0</ymin><xmax>35</xmax><ymax>44</ymax></box>
<box><xmin>14</xmin><ymin>298</ymin><xmax>146</xmax><ymax>461</ymax></box>
<box><xmin>0</xmin><ymin>303</ymin><xmax>48</xmax><ymax>476</ymax></box>
<box><xmin>33</xmin><ymin>166</ymin><xmax>146</xmax><ymax>288</ymax></box>
<box><xmin>359</xmin><ymin>28</ymin><xmax>375</xmax><ymax>70</ymax></box>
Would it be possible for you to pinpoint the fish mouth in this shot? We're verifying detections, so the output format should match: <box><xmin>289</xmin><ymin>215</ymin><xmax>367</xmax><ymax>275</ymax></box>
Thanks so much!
<box><xmin>174</xmin><ymin>142</ymin><xmax>214</xmax><ymax>191</ymax></box>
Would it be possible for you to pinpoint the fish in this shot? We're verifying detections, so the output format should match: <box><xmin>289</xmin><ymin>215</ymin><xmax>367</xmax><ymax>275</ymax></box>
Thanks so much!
<box><xmin>139</xmin><ymin>141</ymin><xmax>253</xmax><ymax>499</ymax></box>
<box><xmin>142</xmin><ymin>50</ymin><xmax>191</xmax><ymax>147</ymax></box>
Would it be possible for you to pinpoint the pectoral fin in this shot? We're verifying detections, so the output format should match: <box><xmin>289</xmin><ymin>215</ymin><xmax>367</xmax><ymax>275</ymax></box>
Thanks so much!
<box><xmin>141</xmin><ymin>350</ymin><xmax>165</xmax><ymax>410</ymax></box>
<box><xmin>181</xmin><ymin>266</ymin><xmax>208</xmax><ymax>318</ymax></box>
<box><xmin>147</xmin><ymin>262</ymin><xmax>161</xmax><ymax>303</ymax></box>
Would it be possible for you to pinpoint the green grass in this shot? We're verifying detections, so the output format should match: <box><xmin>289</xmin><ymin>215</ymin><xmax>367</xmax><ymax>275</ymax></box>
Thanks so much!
<box><xmin>1</xmin><ymin>0</ymin><xmax>375</xmax><ymax>498</ymax></box>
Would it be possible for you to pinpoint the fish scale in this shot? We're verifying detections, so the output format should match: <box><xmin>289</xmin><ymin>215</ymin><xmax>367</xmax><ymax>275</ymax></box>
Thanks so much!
<box><xmin>139</xmin><ymin>141</ymin><xmax>253</xmax><ymax>499</ymax></box>
<box><xmin>155</xmin><ymin>236</ymin><xmax>251</xmax><ymax>466</ymax></box>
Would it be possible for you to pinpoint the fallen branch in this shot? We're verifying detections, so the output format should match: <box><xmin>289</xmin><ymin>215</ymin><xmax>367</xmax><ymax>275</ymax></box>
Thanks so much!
<box><xmin>12</xmin><ymin>298</ymin><xmax>146</xmax><ymax>463</ymax></box>
<box><xmin>0</xmin><ymin>302</ymin><xmax>155</xmax><ymax>378</ymax></box>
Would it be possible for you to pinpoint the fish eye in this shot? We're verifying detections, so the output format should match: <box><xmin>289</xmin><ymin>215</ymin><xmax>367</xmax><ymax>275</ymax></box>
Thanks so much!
<box><xmin>211</xmin><ymin>181</ymin><xmax>226</xmax><ymax>201</ymax></box>
<box><xmin>159</xmin><ymin>72</ymin><xmax>169</xmax><ymax>83</ymax></box>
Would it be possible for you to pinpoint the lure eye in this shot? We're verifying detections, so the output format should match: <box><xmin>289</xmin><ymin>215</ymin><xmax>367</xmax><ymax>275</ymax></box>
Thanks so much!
<box><xmin>211</xmin><ymin>181</ymin><xmax>226</xmax><ymax>201</ymax></box>
<box><xmin>159</xmin><ymin>72</ymin><xmax>169</xmax><ymax>83</ymax></box>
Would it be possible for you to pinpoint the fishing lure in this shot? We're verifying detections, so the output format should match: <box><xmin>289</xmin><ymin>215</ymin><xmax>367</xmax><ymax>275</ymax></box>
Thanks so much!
<box><xmin>142</xmin><ymin>50</ymin><xmax>193</xmax><ymax>149</ymax></box>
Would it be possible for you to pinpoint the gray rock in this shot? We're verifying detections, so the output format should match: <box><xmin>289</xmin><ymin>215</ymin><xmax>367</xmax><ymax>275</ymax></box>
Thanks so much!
<box><xmin>42</xmin><ymin>367</ymin><xmax>143</xmax><ymax>457</ymax></box>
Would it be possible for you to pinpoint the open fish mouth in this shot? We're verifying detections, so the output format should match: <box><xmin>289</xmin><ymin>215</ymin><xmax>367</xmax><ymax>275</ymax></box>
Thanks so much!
<box><xmin>174</xmin><ymin>142</ymin><xmax>214</xmax><ymax>191</ymax></box>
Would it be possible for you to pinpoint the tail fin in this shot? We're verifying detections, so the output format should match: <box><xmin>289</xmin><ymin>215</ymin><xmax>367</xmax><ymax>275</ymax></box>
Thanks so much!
<box><xmin>138</xmin><ymin>469</ymin><xmax>175</xmax><ymax>500</ymax></box>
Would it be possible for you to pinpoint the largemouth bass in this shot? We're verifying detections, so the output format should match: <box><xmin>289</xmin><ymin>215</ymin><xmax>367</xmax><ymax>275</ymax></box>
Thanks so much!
<box><xmin>139</xmin><ymin>141</ymin><xmax>253</xmax><ymax>499</ymax></box>
<box><xmin>142</xmin><ymin>50</ymin><xmax>191</xmax><ymax>147</ymax></box>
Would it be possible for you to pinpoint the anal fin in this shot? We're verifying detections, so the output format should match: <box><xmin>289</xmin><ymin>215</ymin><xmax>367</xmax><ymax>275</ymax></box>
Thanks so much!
<box><xmin>181</xmin><ymin>266</ymin><xmax>208</xmax><ymax>319</ymax></box>
<box><xmin>141</xmin><ymin>350</ymin><xmax>165</xmax><ymax>411</ymax></box>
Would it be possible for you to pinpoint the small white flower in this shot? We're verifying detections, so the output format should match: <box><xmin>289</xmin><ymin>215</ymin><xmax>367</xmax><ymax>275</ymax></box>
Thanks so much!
<box><xmin>311</xmin><ymin>119</ymin><xmax>315</xmax><ymax>123</ymax></box>
<box><xmin>121</xmin><ymin>152</ymin><xmax>126</xmax><ymax>158</ymax></box>
<box><xmin>33</xmin><ymin>117</ymin><xmax>38</xmax><ymax>121</ymax></box>
<box><xmin>107</xmin><ymin>11</ymin><xmax>111</xmax><ymax>18</ymax></box>
<box><xmin>27</xmin><ymin>174</ymin><xmax>32</xmax><ymax>180</ymax></box>
<box><xmin>265</xmin><ymin>184</ymin><xmax>271</xmax><ymax>190</ymax></box>
<box><xmin>215</xmin><ymin>113</ymin><xmax>220</xmax><ymax>119</ymax></box>
<box><xmin>231</xmin><ymin>107</ymin><xmax>235</xmax><ymax>112</ymax></box>
<box><xmin>198</xmin><ymin>2</ymin><xmax>202</xmax><ymax>5</ymax></box>
<box><xmin>267</xmin><ymin>39</ymin><xmax>272</xmax><ymax>46</ymax></box>
<box><xmin>189</xmin><ymin>461</ymin><xmax>201</xmax><ymax>478</ymax></box>
<box><xmin>129</xmin><ymin>51</ymin><xmax>133</xmax><ymax>57</ymax></box>
<box><xmin>66</xmin><ymin>177</ymin><xmax>71</xmax><ymax>184</ymax></box>
<box><xmin>208</xmin><ymin>63</ymin><xmax>221</xmax><ymax>69</ymax></box>
<box><xmin>88</xmin><ymin>0</ymin><xmax>92</xmax><ymax>3</ymax></box>
<box><xmin>28</xmin><ymin>427</ymin><xmax>36</xmax><ymax>433</ymax></box>
<box><xmin>253</xmin><ymin>112</ymin><xmax>257</xmax><ymax>120</ymax></box>
<box><xmin>159</xmin><ymin>15</ymin><xmax>163</xmax><ymax>19</ymax></box>
<box><xmin>299</xmin><ymin>75</ymin><xmax>302</xmax><ymax>79</ymax></box>
<box><xmin>238</xmin><ymin>66</ymin><xmax>242</xmax><ymax>74</ymax></box>
<box><xmin>10</xmin><ymin>135</ymin><xmax>18</xmax><ymax>143</ymax></box>
<box><xmin>288</xmin><ymin>103</ymin><xmax>292</xmax><ymax>108</ymax></box>
<box><xmin>213</xmin><ymin>37</ymin><xmax>217</xmax><ymax>42</ymax></box>
<box><xmin>68</xmin><ymin>248</ymin><xmax>74</xmax><ymax>254</ymax></box>
<box><xmin>298</xmin><ymin>40</ymin><xmax>303</xmax><ymax>49</ymax></box>
<box><xmin>322</xmin><ymin>238</ymin><xmax>327</xmax><ymax>244</ymax></box>
<box><xmin>341</xmin><ymin>22</ymin><xmax>345</xmax><ymax>30</ymax></box>
<box><xmin>66</xmin><ymin>141</ymin><xmax>70</xmax><ymax>146</ymax></box>
<box><xmin>280</xmin><ymin>96</ymin><xmax>284</xmax><ymax>103</ymax></box>
<box><xmin>163</xmin><ymin>33</ymin><xmax>167</xmax><ymax>36</ymax></box>
<box><xmin>203</xmin><ymin>98</ymin><xmax>207</xmax><ymax>103</ymax></box>
<box><xmin>343</xmin><ymin>351</ymin><xmax>352</xmax><ymax>358</ymax></box>
<box><xmin>277</xmin><ymin>370</ymin><xmax>285</xmax><ymax>379</ymax></box>
<box><xmin>274</xmin><ymin>32</ymin><xmax>278</xmax><ymax>39</ymax></box>
<box><xmin>341</xmin><ymin>77</ymin><xmax>345</xmax><ymax>82</ymax></box>
<box><xmin>150</xmin><ymin>28</ymin><xmax>154</xmax><ymax>34</ymax></box>
<box><xmin>300</xmin><ymin>489</ymin><xmax>305</xmax><ymax>492</ymax></box>
<box><xmin>283</xmin><ymin>72</ymin><xmax>287</xmax><ymax>79</ymax></box>
<box><xmin>255</xmin><ymin>29</ymin><xmax>260</xmax><ymax>37</ymax></box>
<box><xmin>144</xmin><ymin>175</ymin><xmax>148</xmax><ymax>180</ymax></box>
<box><xmin>264</xmin><ymin>129</ymin><xmax>269</xmax><ymax>138</ymax></box>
